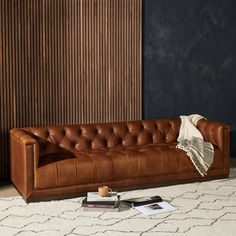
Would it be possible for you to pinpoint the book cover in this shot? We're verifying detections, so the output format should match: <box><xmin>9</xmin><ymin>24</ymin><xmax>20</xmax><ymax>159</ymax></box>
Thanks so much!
<box><xmin>87</xmin><ymin>192</ymin><xmax>118</xmax><ymax>202</ymax></box>
<box><xmin>82</xmin><ymin>197</ymin><xmax>120</xmax><ymax>209</ymax></box>
<box><xmin>124</xmin><ymin>195</ymin><xmax>163</xmax><ymax>207</ymax></box>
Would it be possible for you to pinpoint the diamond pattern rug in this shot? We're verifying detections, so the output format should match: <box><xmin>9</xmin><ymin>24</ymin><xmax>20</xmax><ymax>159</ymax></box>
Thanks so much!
<box><xmin>0</xmin><ymin>177</ymin><xmax>236</xmax><ymax>236</ymax></box>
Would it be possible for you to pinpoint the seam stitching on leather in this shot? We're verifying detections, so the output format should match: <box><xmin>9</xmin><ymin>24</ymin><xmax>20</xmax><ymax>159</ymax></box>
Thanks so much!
<box><xmin>73</xmin><ymin>158</ymin><xmax>78</xmax><ymax>184</ymax></box>
<box><xmin>55</xmin><ymin>163</ymin><xmax>58</xmax><ymax>187</ymax></box>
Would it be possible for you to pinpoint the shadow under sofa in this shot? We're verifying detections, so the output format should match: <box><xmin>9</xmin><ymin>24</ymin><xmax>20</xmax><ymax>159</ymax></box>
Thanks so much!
<box><xmin>10</xmin><ymin>118</ymin><xmax>230</xmax><ymax>202</ymax></box>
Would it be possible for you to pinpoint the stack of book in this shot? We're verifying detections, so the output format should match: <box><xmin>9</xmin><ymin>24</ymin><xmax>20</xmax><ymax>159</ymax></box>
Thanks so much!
<box><xmin>82</xmin><ymin>192</ymin><xmax>120</xmax><ymax>212</ymax></box>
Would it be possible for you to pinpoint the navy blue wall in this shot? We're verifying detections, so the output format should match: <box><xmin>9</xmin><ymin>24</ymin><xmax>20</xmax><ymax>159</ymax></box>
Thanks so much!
<box><xmin>143</xmin><ymin>0</ymin><xmax>236</xmax><ymax>156</ymax></box>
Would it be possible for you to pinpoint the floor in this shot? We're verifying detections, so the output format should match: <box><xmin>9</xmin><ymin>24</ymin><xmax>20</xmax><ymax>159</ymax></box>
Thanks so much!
<box><xmin>0</xmin><ymin>164</ymin><xmax>236</xmax><ymax>235</ymax></box>
<box><xmin>0</xmin><ymin>158</ymin><xmax>236</xmax><ymax>198</ymax></box>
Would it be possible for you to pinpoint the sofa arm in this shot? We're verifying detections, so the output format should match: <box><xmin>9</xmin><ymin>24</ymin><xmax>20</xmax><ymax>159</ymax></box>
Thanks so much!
<box><xmin>10</xmin><ymin>129</ymin><xmax>39</xmax><ymax>201</ymax></box>
<box><xmin>10</xmin><ymin>129</ymin><xmax>38</xmax><ymax>146</ymax></box>
<box><xmin>197</xmin><ymin>119</ymin><xmax>230</xmax><ymax>176</ymax></box>
<box><xmin>197</xmin><ymin>119</ymin><xmax>230</xmax><ymax>151</ymax></box>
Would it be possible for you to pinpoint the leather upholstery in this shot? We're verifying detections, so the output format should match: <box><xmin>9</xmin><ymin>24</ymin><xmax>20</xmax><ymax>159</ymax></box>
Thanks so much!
<box><xmin>10</xmin><ymin>118</ymin><xmax>230</xmax><ymax>202</ymax></box>
<box><xmin>23</xmin><ymin>119</ymin><xmax>180</xmax><ymax>155</ymax></box>
<box><xmin>197</xmin><ymin>119</ymin><xmax>230</xmax><ymax>150</ymax></box>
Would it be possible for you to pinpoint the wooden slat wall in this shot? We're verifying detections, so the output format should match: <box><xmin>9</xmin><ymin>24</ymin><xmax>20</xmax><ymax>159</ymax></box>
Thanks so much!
<box><xmin>0</xmin><ymin>0</ymin><xmax>142</xmax><ymax>182</ymax></box>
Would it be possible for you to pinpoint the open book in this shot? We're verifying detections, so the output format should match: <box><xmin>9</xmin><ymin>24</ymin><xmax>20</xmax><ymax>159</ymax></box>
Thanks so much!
<box><xmin>124</xmin><ymin>195</ymin><xmax>162</xmax><ymax>207</ymax></box>
<box><xmin>134</xmin><ymin>201</ymin><xmax>176</xmax><ymax>216</ymax></box>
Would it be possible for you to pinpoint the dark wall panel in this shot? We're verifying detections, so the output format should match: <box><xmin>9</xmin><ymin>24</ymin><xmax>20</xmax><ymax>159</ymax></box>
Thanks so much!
<box><xmin>0</xmin><ymin>0</ymin><xmax>142</xmax><ymax>182</ymax></box>
<box><xmin>143</xmin><ymin>0</ymin><xmax>236</xmax><ymax>156</ymax></box>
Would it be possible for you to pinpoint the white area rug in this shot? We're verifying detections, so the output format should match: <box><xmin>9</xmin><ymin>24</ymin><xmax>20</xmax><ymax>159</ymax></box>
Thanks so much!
<box><xmin>0</xmin><ymin>177</ymin><xmax>236</xmax><ymax>236</ymax></box>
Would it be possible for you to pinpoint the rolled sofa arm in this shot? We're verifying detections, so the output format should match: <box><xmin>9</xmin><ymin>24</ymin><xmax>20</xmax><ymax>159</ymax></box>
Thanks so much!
<box><xmin>10</xmin><ymin>128</ymin><xmax>39</xmax><ymax>201</ymax></box>
<box><xmin>197</xmin><ymin>119</ymin><xmax>230</xmax><ymax>150</ymax></box>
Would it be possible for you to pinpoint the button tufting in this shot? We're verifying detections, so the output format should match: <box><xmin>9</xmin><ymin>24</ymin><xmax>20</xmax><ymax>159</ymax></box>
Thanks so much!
<box><xmin>46</xmin><ymin>130</ymin><xmax>51</xmax><ymax>137</ymax></box>
<box><xmin>62</xmin><ymin>129</ymin><xmax>67</xmax><ymax>135</ymax></box>
<box><xmin>70</xmin><ymin>141</ymin><xmax>75</xmax><ymax>147</ymax></box>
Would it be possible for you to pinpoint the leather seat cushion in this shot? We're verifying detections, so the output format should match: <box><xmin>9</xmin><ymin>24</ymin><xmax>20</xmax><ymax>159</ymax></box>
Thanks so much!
<box><xmin>34</xmin><ymin>144</ymin><xmax>223</xmax><ymax>190</ymax></box>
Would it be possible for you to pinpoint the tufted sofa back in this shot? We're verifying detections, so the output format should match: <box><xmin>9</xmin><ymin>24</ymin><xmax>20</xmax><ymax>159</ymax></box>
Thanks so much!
<box><xmin>23</xmin><ymin>119</ymin><xmax>181</xmax><ymax>156</ymax></box>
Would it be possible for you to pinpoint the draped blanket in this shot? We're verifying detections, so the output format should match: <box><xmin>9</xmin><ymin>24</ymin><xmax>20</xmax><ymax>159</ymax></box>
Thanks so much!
<box><xmin>176</xmin><ymin>114</ymin><xmax>214</xmax><ymax>176</ymax></box>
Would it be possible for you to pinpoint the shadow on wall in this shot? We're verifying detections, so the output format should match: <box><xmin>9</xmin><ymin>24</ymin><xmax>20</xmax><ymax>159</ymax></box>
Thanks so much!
<box><xmin>231</xmin><ymin>131</ymin><xmax>236</xmax><ymax>157</ymax></box>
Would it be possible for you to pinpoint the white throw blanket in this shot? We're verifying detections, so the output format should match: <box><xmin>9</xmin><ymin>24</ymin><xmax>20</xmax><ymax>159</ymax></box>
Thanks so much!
<box><xmin>176</xmin><ymin>114</ymin><xmax>214</xmax><ymax>176</ymax></box>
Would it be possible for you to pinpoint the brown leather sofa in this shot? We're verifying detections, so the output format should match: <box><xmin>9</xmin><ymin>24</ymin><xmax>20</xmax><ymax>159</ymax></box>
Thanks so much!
<box><xmin>10</xmin><ymin>118</ymin><xmax>230</xmax><ymax>202</ymax></box>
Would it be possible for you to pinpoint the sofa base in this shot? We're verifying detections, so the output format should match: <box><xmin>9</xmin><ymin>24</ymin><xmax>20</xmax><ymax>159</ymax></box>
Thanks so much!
<box><xmin>16</xmin><ymin>167</ymin><xmax>229</xmax><ymax>203</ymax></box>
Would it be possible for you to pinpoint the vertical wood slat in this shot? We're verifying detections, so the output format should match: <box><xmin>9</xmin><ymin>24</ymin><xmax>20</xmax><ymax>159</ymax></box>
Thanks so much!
<box><xmin>0</xmin><ymin>0</ymin><xmax>142</xmax><ymax>182</ymax></box>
